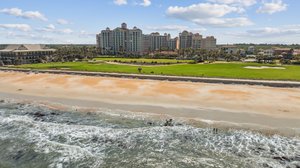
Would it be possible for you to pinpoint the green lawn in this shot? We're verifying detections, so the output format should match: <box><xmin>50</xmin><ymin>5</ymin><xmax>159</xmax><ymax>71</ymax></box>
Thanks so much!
<box><xmin>17</xmin><ymin>62</ymin><xmax>300</xmax><ymax>81</ymax></box>
<box><xmin>93</xmin><ymin>57</ymin><xmax>195</xmax><ymax>64</ymax></box>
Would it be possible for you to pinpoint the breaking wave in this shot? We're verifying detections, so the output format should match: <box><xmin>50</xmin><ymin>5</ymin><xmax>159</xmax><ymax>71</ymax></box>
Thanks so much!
<box><xmin>0</xmin><ymin>100</ymin><xmax>299</xmax><ymax>168</ymax></box>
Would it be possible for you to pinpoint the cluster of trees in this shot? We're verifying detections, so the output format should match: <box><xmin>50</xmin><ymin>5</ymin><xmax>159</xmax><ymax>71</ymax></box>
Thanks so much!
<box><xmin>6</xmin><ymin>44</ymin><xmax>298</xmax><ymax>65</ymax></box>
<box><xmin>235</xmin><ymin>43</ymin><xmax>300</xmax><ymax>50</ymax></box>
<box><xmin>176</xmin><ymin>48</ymin><xmax>244</xmax><ymax>63</ymax></box>
<box><xmin>100</xmin><ymin>48</ymin><xmax>248</xmax><ymax>63</ymax></box>
<box><xmin>39</xmin><ymin>45</ymin><xmax>100</xmax><ymax>63</ymax></box>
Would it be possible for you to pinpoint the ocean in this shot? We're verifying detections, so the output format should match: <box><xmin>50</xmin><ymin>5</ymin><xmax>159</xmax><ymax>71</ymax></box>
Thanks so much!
<box><xmin>0</xmin><ymin>100</ymin><xmax>299</xmax><ymax>168</ymax></box>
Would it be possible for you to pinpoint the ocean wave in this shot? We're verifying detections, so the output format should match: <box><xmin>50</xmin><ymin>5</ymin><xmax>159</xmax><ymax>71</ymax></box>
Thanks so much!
<box><xmin>0</xmin><ymin>101</ymin><xmax>299</xmax><ymax>168</ymax></box>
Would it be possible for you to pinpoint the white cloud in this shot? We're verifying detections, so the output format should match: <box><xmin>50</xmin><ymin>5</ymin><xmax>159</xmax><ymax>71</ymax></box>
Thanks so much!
<box><xmin>114</xmin><ymin>0</ymin><xmax>127</xmax><ymax>5</ymax></box>
<box><xmin>57</xmin><ymin>19</ymin><xmax>70</xmax><ymax>25</ymax></box>
<box><xmin>208</xmin><ymin>0</ymin><xmax>257</xmax><ymax>7</ymax></box>
<box><xmin>60</xmin><ymin>29</ymin><xmax>73</xmax><ymax>34</ymax></box>
<box><xmin>79</xmin><ymin>30</ymin><xmax>95</xmax><ymax>37</ymax></box>
<box><xmin>0</xmin><ymin>24</ymin><xmax>32</xmax><ymax>31</ymax></box>
<box><xmin>167</xmin><ymin>3</ymin><xmax>243</xmax><ymax>19</ymax></box>
<box><xmin>247</xmin><ymin>26</ymin><xmax>300</xmax><ymax>36</ymax></box>
<box><xmin>6</xmin><ymin>32</ymin><xmax>55</xmax><ymax>42</ymax></box>
<box><xmin>227</xmin><ymin>25</ymin><xmax>300</xmax><ymax>37</ymax></box>
<box><xmin>145</xmin><ymin>25</ymin><xmax>207</xmax><ymax>37</ymax></box>
<box><xmin>193</xmin><ymin>17</ymin><xmax>253</xmax><ymax>27</ymax></box>
<box><xmin>114</xmin><ymin>0</ymin><xmax>151</xmax><ymax>7</ymax></box>
<box><xmin>166</xmin><ymin>3</ymin><xmax>252</xmax><ymax>27</ymax></box>
<box><xmin>37</xmin><ymin>24</ymin><xmax>73</xmax><ymax>34</ymax></box>
<box><xmin>38</xmin><ymin>24</ymin><xmax>55</xmax><ymax>32</ymax></box>
<box><xmin>0</xmin><ymin>8</ymin><xmax>47</xmax><ymax>21</ymax></box>
<box><xmin>146</xmin><ymin>25</ymin><xmax>189</xmax><ymax>32</ymax></box>
<box><xmin>140</xmin><ymin>0</ymin><xmax>151</xmax><ymax>7</ymax></box>
<box><xmin>46</xmin><ymin>24</ymin><xmax>56</xmax><ymax>30</ymax></box>
<box><xmin>257</xmin><ymin>0</ymin><xmax>287</xmax><ymax>14</ymax></box>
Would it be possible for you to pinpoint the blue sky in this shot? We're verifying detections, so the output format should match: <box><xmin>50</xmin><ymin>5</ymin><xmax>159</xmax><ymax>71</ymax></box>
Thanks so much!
<box><xmin>0</xmin><ymin>0</ymin><xmax>299</xmax><ymax>44</ymax></box>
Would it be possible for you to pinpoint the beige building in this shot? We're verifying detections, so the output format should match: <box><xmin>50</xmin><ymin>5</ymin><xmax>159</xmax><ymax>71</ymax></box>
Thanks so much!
<box><xmin>192</xmin><ymin>33</ymin><xmax>203</xmax><ymax>49</ymax></box>
<box><xmin>142</xmin><ymin>33</ymin><xmax>178</xmax><ymax>52</ymax></box>
<box><xmin>179</xmin><ymin>30</ymin><xmax>217</xmax><ymax>50</ymax></box>
<box><xmin>97</xmin><ymin>25</ymin><xmax>217</xmax><ymax>55</ymax></box>
<box><xmin>0</xmin><ymin>44</ymin><xmax>56</xmax><ymax>65</ymax></box>
<box><xmin>202</xmin><ymin>36</ymin><xmax>217</xmax><ymax>51</ymax></box>
<box><xmin>167</xmin><ymin>37</ymin><xmax>178</xmax><ymax>51</ymax></box>
<box><xmin>179</xmin><ymin>31</ymin><xmax>193</xmax><ymax>49</ymax></box>
<box><xmin>149</xmin><ymin>32</ymin><xmax>168</xmax><ymax>51</ymax></box>
<box><xmin>97</xmin><ymin>23</ymin><xmax>143</xmax><ymax>55</ymax></box>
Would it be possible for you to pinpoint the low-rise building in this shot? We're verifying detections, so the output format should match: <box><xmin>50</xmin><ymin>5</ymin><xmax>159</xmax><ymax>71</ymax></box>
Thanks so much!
<box><xmin>258</xmin><ymin>49</ymin><xmax>274</xmax><ymax>57</ymax></box>
<box><xmin>0</xmin><ymin>44</ymin><xmax>56</xmax><ymax>65</ymax></box>
<box><xmin>247</xmin><ymin>46</ymin><xmax>255</xmax><ymax>54</ymax></box>
<box><xmin>273</xmin><ymin>48</ymin><xmax>292</xmax><ymax>56</ymax></box>
<box><xmin>293</xmin><ymin>49</ymin><xmax>300</xmax><ymax>56</ymax></box>
<box><xmin>220</xmin><ymin>45</ymin><xmax>238</xmax><ymax>54</ymax></box>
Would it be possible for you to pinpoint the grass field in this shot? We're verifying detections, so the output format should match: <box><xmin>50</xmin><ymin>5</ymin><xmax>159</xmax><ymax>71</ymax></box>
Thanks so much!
<box><xmin>93</xmin><ymin>57</ymin><xmax>195</xmax><ymax>64</ymax></box>
<box><xmin>17</xmin><ymin>61</ymin><xmax>300</xmax><ymax>81</ymax></box>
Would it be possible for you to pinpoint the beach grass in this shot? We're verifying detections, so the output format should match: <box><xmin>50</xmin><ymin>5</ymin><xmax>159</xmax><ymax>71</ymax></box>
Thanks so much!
<box><xmin>17</xmin><ymin>61</ymin><xmax>300</xmax><ymax>81</ymax></box>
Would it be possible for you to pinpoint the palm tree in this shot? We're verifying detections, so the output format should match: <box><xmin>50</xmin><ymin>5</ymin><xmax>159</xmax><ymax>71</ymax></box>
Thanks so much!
<box><xmin>138</xmin><ymin>67</ymin><xmax>142</xmax><ymax>73</ymax></box>
<box><xmin>225</xmin><ymin>53</ymin><xmax>233</xmax><ymax>62</ymax></box>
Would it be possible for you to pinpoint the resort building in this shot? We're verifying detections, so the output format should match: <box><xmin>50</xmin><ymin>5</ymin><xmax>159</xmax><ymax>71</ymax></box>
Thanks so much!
<box><xmin>179</xmin><ymin>30</ymin><xmax>217</xmax><ymax>50</ymax></box>
<box><xmin>179</xmin><ymin>31</ymin><xmax>193</xmax><ymax>49</ymax></box>
<box><xmin>97</xmin><ymin>24</ymin><xmax>217</xmax><ymax>55</ymax></box>
<box><xmin>97</xmin><ymin>23</ymin><xmax>143</xmax><ymax>55</ymax></box>
<box><xmin>201</xmin><ymin>36</ymin><xmax>217</xmax><ymax>51</ymax></box>
<box><xmin>142</xmin><ymin>34</ymin><xmax>151</xmax><ymax>53</ymax></box>
<box><xmin>127</xmin><ymin>26</ymin><xmax>143</xmax><ymax>54</ymax></box>
<box><xmin>97</xmin><ymin>27</ymin><xmax>113</xmax><ymax>54</ymax></box>
<box><xmin>192</xmin><ymin>33</ymin><xmax>203</xmax><ymax>49</ymax></box>
<box><xmin>149</xmin><ymin>32</ymin><xmax>168</xmax><ymax>51</ymax></box>
<box><xmin>167</xmin><ymin>37</ymin><xmax>178</xmax><ymax>51</ymax></box>
<box><xmin>0</xmin><ymin>44</ymin><xmax>56</xmax><ymax>65</ymax></box>
<box><xmin>142</xmin><ymin>33</ymin><xmax>178</xmax><ymax>52</ymax></box>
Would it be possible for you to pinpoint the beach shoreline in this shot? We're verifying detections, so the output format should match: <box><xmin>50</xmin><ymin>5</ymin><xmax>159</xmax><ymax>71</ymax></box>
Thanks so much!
<box><xmin>0</xmin><ymin>71</ymin><xmax>300</xmax><ymax>136</ymax></box>
<box><xmin>2</xmin><ymin>67</ymin><xmax>300</xmax><ymax>88</ymax></box>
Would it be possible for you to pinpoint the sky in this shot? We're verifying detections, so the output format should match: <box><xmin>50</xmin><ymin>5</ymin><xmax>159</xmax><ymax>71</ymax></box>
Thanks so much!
<box><xmin>0</xmin><ymin>0</ymin><xmax>299</xmax><ymax>44</ymax></box>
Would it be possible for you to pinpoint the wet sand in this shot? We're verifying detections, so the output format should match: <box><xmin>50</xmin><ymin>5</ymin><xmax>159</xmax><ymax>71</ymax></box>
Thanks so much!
<box><xmin>0</xmin><ymin>71</ymin><xmax>300</xmax><ymax>135</ymax></box>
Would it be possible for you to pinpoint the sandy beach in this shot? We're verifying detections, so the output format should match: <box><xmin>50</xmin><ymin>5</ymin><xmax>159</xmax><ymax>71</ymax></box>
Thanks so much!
<box><xmin>0</xmin><ymin>71</ymin><xmax>300</xmax><ymax>134</ymax></box>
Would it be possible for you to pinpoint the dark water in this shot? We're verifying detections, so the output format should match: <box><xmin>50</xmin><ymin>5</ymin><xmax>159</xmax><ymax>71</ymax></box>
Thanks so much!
<box><xmin>0</xmin><ymin>100</ymin><xmax>299</xmax><ymax>168</ymax></box>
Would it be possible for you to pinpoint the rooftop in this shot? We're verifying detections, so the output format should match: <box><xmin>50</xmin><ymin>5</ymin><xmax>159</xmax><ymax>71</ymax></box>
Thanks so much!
<box><xmin>0</xmin><ymin>44</ymin><xmax>56</xmax><ymax>52</ymax></box>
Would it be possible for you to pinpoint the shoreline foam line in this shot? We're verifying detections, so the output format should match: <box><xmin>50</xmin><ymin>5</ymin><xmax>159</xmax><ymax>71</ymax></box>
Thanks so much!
<box><xmin>0</xmin><ymin>94</ymin><xmax>299</xmax><ymax>137</ymax></box>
